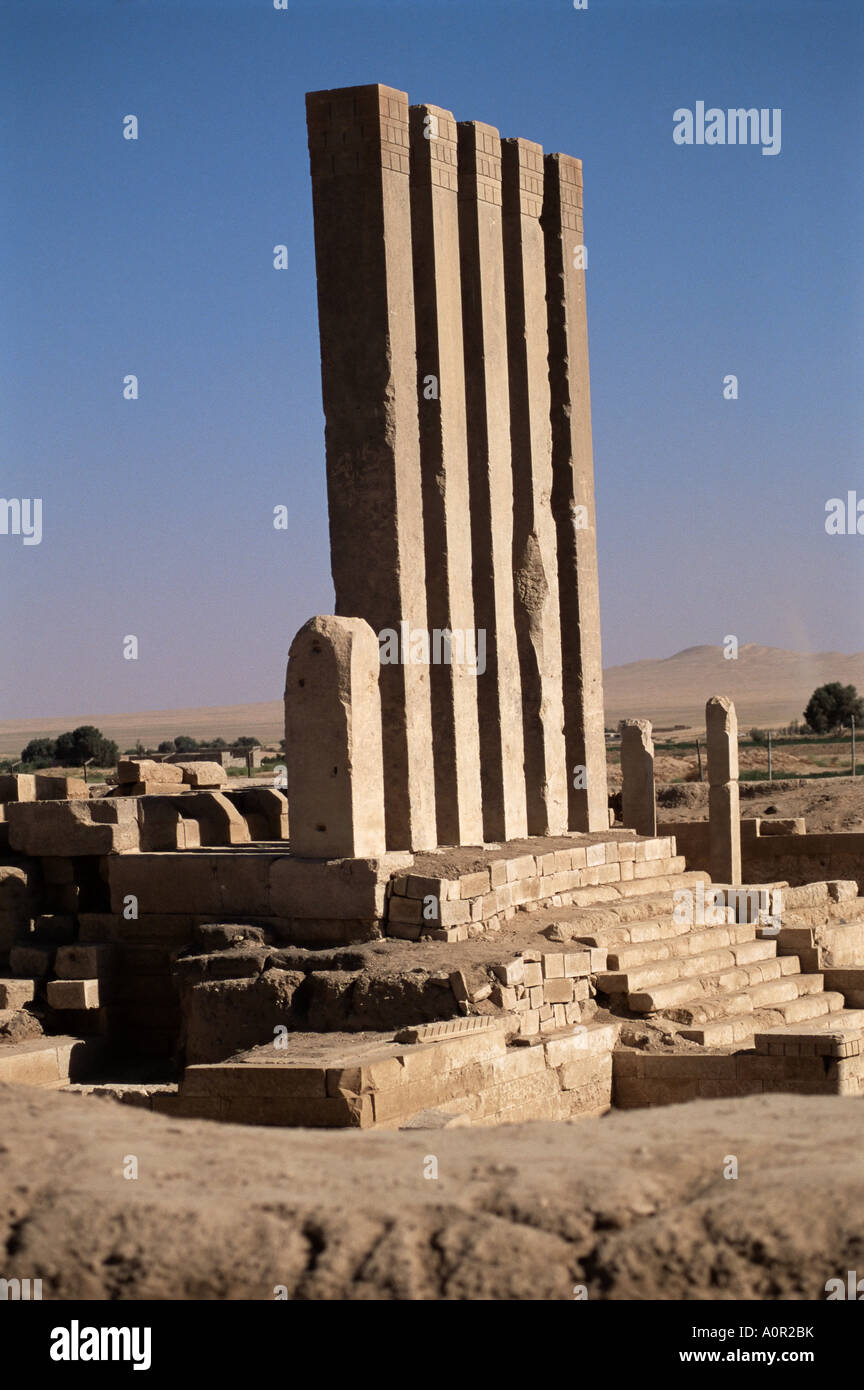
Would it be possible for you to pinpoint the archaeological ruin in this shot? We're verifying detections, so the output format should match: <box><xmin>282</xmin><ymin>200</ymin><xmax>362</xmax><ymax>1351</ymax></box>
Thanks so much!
<box><xmin>2</xmin><ymin>84</ymin><xmax>864</xmax><ymax>1133</ymax></box>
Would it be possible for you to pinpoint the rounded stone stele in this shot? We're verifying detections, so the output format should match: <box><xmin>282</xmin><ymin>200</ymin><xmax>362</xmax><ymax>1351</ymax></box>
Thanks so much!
<box><xmin>284</xmin><ymin>615</ymin><xmax>386</xmax><ymax>859</ymax></box>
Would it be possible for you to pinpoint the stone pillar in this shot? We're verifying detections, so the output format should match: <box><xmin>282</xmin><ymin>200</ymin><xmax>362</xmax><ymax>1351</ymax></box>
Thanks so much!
<box><xmin>306</xmin><ymin>85</ymin><xmax>436</xmax><ymax>851</ymax></box>
<box><xmin>501</xmin><ymin>138</ymin><xmax>568</xmax><ymax>837</ymax></box>
<box><xmin>409</xmin><ymin>103</ymin><xmax>484</xmax><ymax>848</ymax></box>
<box><xmin>706</xmin><ymin>695</ymin><xmax>741</xmax><ymax>884</ymax></box>
<box><xmin>619</xmin><ymin>718</ymin><xmax>656</xmax><ymax>837</ymax></box>
<box><xmin>542</xmin><ymin>153</ymin><xmax>609</xmax><ymax>833</ymax></box>
<box><xmin>284</xmin><ymin>616</ymin><xmax>387</xmax><ymax>859</ymax></box>
<box><xmin>457</xmin><ymin>120</ymin><xmax>527</xmax><ymax>843</ymax></box>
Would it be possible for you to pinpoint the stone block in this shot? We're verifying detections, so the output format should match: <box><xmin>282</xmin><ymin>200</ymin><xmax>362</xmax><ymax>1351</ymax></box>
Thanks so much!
<box><xmin>459</xmin><ymin>869</ymin><xmax>491</xmax><ymax>899</ymax></box>
<box><xmin>54</xmin><ymin>943</ymin><xmax>115</xmax><ymax>980</ymax></box>
<box><xmin>46</xmin><ymin>978</ymin><xmax>100</xmax><ymax>1010</ymax></box>
<box><xmin>183</xmin><ymin>1062</ymin><xmax>327</xmax><ymax>1099</ymax></box>
<box><xmin>492</xmin><ymin>958</ymin><xmax>524</xmax><ymax>986</ymax></box>
<box><xmin>33</xmin><ymin>775</ymin><xmax>89</xmax><ymax>800</ymax></box>
<box><xmin>225</xmin><ymin>788</ymin><xmax>289</xmax><ymax>841</ymax></box>
<box><xmin>117</xmin><ymin>759</ymin><xmax>184</xmax><ymax>785</ymax></box>
<box><xmin>0</xmin><ymin>773</ymin><xmax>36</xmax><ymax>803</ymax></box>
<box><xmin>7</xmin><ymin>798</ymin><xmax>140</xmax><ymax>857</ymax></box>
<box><xmin>174</xmin><ymin>762</ymin><xmax>227</xmax><ymax>788</ymax></box>
<box><xmin>544</xmin><ymin>977</ymin><xmax>573</xmax><ymax>1004</ymax></box>
<box><xmin>10</xmin><ymin>943</ymin><xmax>55</xmax><ymax>977</ymax></box>
<box><xmin>0</xmin><ymin>977</ymin><xmax>35</xmax><ymax>1008</ymax></box>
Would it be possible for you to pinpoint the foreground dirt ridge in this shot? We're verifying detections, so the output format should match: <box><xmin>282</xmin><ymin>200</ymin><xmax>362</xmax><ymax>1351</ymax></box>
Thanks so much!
<box><xmin>1</xmin><ymin>1084</ymin><xmax>861</xmax><ymax>1300</ymax></box>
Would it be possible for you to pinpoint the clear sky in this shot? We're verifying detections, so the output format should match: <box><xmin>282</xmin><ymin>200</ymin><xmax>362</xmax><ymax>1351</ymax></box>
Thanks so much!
<box><xmin>2</xmin><ymin>0</ymin><xmax>862</xmax><ymax>719</ymax></box>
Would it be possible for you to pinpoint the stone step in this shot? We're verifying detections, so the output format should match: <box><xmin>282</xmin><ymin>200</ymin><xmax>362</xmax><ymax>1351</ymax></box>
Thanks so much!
<box><xmin>753</xmin><ymin>1008</ymin><xmax>864</xmax><ymax>1045</ymax></box>
<box><xmin>562</xmin><ymin>907</ymin><xmax>724</xmax><ymax>950</ymax></box>
<box><xmin>0</xmin><ymin>1035</ymin><xmax>105</xmax><ymax>1087</ymax></box>
<box><xmin>606</xmin><ymin>923</ymin><xmax>757</xmax><ymax>970</ymax></box>
<box><xmin>678</xmin><ymin>1001</ymin><xmax>864</xmax><ymax>1049</ymax></box>
<box><xmin>598</xmin><ymin>937</ymin><xmax>778</xmax><ymax>995</ymax></box>
<box><xmin>629</xmin><ymin>957</ymin><xmax>810</xmax><ymax>1013</ymax></box>
<box><xmin>578</xmin><ymin>919</ymin><xmax>683</xmax><ymax>949</ymax></box>
<box><xmin>544</xmin><ymin>875</ymin><xmax>714</xmax><ymax>944</ymax></box>
<box><xmin>660</xmin><ymin>976</ymin><xmax>832</xmax><ymax>1027</ymax></box>
<box><xmin>746</xmin><ymin>973</ymin><xmax>824</xmax><ymax>1008</ymax></box>
<box><xmin>678</xmin><ymin>1017</ymin><xmax>756</xmax><ymax>1047</ymax></box>
<box><xmin>760</xmin><ymin>991</ymin><xmax>845</xmax><ymax>1025</ymax></box>
<box><xmin>820</xmin><ymin>1007</ymin><xmax>864</xmax><ymax>1029</ymax></box>
<box><xmin>613</xmin><ymin>863</ymin><xmax>691</xmax><ymax>896</ymax></box>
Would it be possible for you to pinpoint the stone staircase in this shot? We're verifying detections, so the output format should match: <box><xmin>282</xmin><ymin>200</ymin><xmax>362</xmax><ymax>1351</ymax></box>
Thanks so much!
<box><xmin>533</xmin><ymin>875</ymin><xmax>864</xmax><ymax>1055</ymax></box>
<box><xmin>596</xmin><ymin>919</ymin><xmax>862</xmax><ymax>1047</ymax></box>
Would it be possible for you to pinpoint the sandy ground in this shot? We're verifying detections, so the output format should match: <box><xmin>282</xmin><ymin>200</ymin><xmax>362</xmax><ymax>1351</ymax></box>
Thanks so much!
<box><xmin>1</xmin><ymin>1082</ymin><xmax>861</xmax><ymax>1300</ymax></box>
<box><xmin>654</xmin><ymin>777</ymin><xmax>864</xmax><ymax>834</ymax></box>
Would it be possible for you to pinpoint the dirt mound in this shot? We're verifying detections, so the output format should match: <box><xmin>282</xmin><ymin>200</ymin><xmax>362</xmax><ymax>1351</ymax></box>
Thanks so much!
<box><xmin>1</xmin><ymin>1083</ymin><xmax>861</xmax><ymax>1300</ymax></box>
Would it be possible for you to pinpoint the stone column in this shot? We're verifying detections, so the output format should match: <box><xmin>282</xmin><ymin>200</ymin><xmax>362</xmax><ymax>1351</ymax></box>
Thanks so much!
<box><xmin>619</xmin><ymin>718</ymin><xmax>656</xmax><ymax>836</ymax></box>
<box><xmin>284</xmin><ymin>616</ymin><xmax>386</xmax><ymax>859</ymax></box>
<box><xmin>502</xmin><ymin>138</ymin><xmax>568</xmax><ymax>837</ymax></box>
<box><xmin>542</xmin><ymin>153</ymin><xmax>609</xmax><ymax>832</ymax></box>
<box><xmin>457</xmin><ymin>120</ymin><xmax>527</xmax><ymax>843</ymax></box>
<box><xmin>706</xmin><ymin>695</ymin><xmax>741</xmax><ymax>884</ymax></box>
<box><xmin>409</xmin><ymin>103</ymin><xmax>484</xmax><ymax>848</ymax></box>
<box><xmin>306</xmin><ymin>84</ymin><xmax>436</xmax><ymax>851</ymax></box>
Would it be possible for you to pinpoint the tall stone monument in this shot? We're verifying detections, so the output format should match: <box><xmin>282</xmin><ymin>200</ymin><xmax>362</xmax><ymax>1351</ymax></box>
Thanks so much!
<box><xmin>290</xmin><ymin>83</ymin><xmax>609</xmax><ymax>855</ymax></box>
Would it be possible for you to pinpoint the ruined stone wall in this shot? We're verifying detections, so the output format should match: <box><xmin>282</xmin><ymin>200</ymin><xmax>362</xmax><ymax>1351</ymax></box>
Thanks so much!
<box><xmin>659</xmin><ymin>819</ymin><xmax>864</xmax><ymax>894</ymax></box>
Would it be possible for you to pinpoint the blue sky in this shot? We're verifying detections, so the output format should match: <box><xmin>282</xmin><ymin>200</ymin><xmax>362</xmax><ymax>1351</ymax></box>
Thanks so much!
<box><xmin>1</xmin><ymin>0</ymin><xmax>862</xmax><ymax>718</ymax></box>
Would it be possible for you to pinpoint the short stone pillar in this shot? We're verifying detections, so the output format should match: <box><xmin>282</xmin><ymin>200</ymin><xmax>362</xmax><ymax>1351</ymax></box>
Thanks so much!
<box><xmin>284</xmin><ymin>616</ymin><xmax>387</xmax><ymax>859</ymax></box>
<box><xmin>619</xmin><ymin>718</ymin><xmax>656</xmax><ymax>836</ymax></box>
<box><xmin>706</xmin><ymin>694</ymin><xmax>741</xmax><ymax>885</ymax></box>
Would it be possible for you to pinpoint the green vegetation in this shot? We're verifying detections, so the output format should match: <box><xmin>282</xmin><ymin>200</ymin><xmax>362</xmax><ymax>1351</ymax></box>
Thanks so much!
<box><xmin>156</xmin><ymin>735</ymin><xmax>262</xmax><ymax>754</ymax></box>
<box><xmin>804</xmin><ymin>682</ymin><xmax>864</xmax><ymax>734</ymax></box>
<box><xmin>20</xmin><ymin>725</ymin><xmax>118</xmax><ymax>771</ymax></box>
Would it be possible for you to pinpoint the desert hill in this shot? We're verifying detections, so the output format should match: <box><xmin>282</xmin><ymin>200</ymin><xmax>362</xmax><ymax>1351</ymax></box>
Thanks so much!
<box><xmin>603</xmin><ymin>643</ymin><xmax>864</xmax><ymax>729</ymax></box>
<box><xmin>2</xmin><ymin>644</ymin><xmax>863</xmax><ymax>757</ymax></box>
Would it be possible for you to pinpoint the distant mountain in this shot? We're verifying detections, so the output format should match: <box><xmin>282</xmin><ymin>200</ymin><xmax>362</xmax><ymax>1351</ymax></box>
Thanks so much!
<box><xmin>603</xmin><ymin>644</ymin><xmax>864</xmax><ymax>729</ymax></box>
<box><xmin>3</xmin><ymin>644</ymin><xmax>863</xmax><ymax>757</ymax></box>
